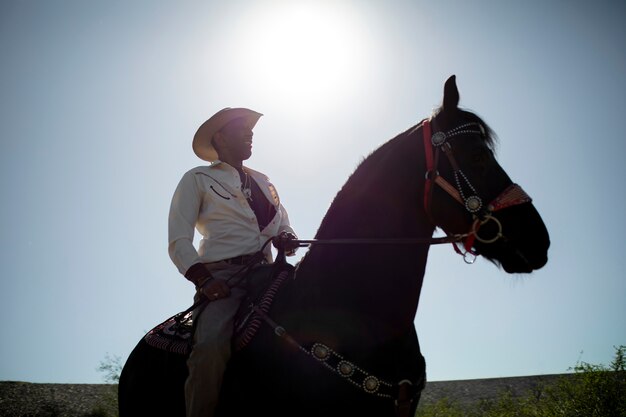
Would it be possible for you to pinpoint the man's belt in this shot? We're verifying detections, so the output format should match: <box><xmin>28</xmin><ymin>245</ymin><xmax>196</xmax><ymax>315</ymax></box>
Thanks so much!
<box><xmin>208</xmin><ymin>254</ymin><xmax>263</xmax><ymax>266</ymax></box>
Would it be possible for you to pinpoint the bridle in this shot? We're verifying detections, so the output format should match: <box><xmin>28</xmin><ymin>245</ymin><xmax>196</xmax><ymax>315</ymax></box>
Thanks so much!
<box><xmin>297</xmin><ymin>119</ymin><xmax>533</xmax><ymax>261</ymax></box>
<box><xmin>422</xmin><ymin>118</ymin><xmax>532</xmax><ymax>261</ymax></box>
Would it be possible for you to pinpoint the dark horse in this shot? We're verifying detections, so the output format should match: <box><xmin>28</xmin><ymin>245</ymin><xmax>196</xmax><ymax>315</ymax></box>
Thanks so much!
<box><xmin>119</xmin><ymin>76</ymin><xmax>550</xmax><ymax>417</ymax></box>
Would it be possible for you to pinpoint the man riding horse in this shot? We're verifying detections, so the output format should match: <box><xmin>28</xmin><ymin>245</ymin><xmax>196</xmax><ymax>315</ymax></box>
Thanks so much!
<box><xmin>121</xmin><ymin>77</ymin><xmax>550</xmax><ymax>417</ymax></box>
<box><xmin>168</xmin><ymin>107</ymin><xmax>298</xmax><ymax>417</ymax></box>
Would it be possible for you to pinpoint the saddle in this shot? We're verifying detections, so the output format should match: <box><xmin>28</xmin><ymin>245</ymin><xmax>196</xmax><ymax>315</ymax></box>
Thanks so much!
<box><xmin>143</xmin><ymin>262</ymin><xmax>294</xmax><ymax>355</ymax></box>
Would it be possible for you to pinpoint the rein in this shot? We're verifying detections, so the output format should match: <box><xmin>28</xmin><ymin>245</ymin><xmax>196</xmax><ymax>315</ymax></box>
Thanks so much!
<box><xmin>293</xmin><ymin>235</ymin><xmax>466</xmax><ymax>246</ymax></box>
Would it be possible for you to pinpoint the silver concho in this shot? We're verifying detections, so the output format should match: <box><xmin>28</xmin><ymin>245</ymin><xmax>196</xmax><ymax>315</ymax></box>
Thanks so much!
<box><xmin>312</xmin><ymin>343</ymin><xmax>330</xmax><ymax>361</ymax></box>
<box><xmin>363</xmin><ymin>376</ymin><xmax>380</xmax><ymax>393</ymax></box>
<box><xmin>431</xmin><ymin>131</ymin><xmax>447</xmax><ymax>146</ymax></box>
<box><xmin>465</xmin><ymin>195</ymin><xmax>483</xmax><ymax>213</ymax></box>
<box><xmin>337</xmin><ymin>361</ymin><xmax>355</xmax><ymax>377</ymax></box>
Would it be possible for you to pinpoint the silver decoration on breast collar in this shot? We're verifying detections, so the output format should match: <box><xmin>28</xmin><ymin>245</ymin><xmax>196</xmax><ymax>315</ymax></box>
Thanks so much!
<box><xmin>306</xmin><ymin>342</ymin><xmax>394</xmax><ymax>398</ymax></box>
<box><xmin>312</xmin><ymin>343</ymin><xmax>331</xmax><ymax>361</ymax></box>
<box><xmin>251</xmin><ymin>304</ymin><xmax>423</xmax><ymax>401</ymax></box>
<box><xmin>363</xmin><ymin>376</ymin><xmax>381</xmax><ymax>393</ymax></box>
<box><xmin>338</xmin><ymin>360</ymin><xmax>356</xmax><ymax>377</ymax></box>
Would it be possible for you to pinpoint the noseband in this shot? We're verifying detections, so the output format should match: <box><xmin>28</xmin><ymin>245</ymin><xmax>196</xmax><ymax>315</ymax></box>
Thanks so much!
<box><xmin>422</xmin><ymin>119</ymin><xmax>532</xmax><ymax>260</ymax></box>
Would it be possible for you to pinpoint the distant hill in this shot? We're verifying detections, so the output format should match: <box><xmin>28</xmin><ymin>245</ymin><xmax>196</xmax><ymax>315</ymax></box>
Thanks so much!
<box><xmin>419</xmin><ymin>373</ymin><xmax>567</xmax><ymax>409</ymax></box>
<box><xmin>0</xmin><ymin>374</ymin><xmax>571</xmax><ymax>416</ymax></box>
<box><xmin>0</xmin><ymin>382</ymin><xmax>116</xmax><ymax>417</ymax></box>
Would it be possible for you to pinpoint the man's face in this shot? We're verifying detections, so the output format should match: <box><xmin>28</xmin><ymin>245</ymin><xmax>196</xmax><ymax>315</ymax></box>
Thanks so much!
<box><xmin>215</xmin><ymin>117</ymin><xmax>254</xmax><ymax>161</ymax></box>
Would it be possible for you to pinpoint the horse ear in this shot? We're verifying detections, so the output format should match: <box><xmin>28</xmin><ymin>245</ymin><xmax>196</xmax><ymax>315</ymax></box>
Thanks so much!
<box><xmin>443</xmin><ymin>75</ymin><xmax>459</xmax><ymax>110</ymax></box>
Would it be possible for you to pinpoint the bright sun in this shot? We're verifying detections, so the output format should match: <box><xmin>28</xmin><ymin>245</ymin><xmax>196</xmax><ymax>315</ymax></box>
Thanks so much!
<box><xmin>237</xmin><ymin>2</ymin><xmax>368</xmax><ymax>111</ymax></box>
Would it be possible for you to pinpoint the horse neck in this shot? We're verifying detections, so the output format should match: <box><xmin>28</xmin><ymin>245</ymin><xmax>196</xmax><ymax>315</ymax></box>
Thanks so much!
<box><xmin>296</xmin><ymin>127</ymin><xmax>435</xmax><ymax>330</ymax></box>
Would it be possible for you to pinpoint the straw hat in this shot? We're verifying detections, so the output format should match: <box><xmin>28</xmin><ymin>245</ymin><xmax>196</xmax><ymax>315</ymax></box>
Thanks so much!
<box><xmin>192</xmin><ymin>107</ymin><xmax>263</xmax><ymax>161</ymax></box>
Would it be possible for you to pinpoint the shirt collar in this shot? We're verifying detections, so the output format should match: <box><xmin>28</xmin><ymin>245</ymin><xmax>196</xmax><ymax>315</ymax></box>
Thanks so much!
<box><xmin>209</xmin><ymin>159</ymin><xmax>224</xmax><ymax>167</ymax></box>
<box><xmin>209</xmin><ymin>160</ymin><xmax>249</xmax><ymax>172</ymax></box>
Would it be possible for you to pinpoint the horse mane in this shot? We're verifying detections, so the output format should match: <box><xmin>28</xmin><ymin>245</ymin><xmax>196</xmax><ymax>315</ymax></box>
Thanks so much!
<box><xmin>313</xmin><ymin>121</ymin><xmax>425</xmax><ymax>239</ymax></box>
<box><xmin>314</xmin><ymin>108</ymin><xmax>496</xmax><ymax>240</ymax></box>
<box><xmin>432</xmin><ymin>106</ymin><xmax>499</xmax><ymax>151</ymax></box>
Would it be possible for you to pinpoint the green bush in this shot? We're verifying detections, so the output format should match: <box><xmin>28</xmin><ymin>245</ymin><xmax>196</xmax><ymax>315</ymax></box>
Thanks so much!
<box><xmin>416</xmin><ymin>397</ymin><xmax>464</xmax><ymax>417</ymax></box>
<box><xmin>97</xmin><ymin>353</ymin><xmax>122</xmax><ymax>384</ymax></box>
<box><xmin>92</xmin><ymin>353</ymin><xmax>122</xmax><ymax>417</ymax></box>
<box><xmin>416</xmin><ymin>345</ymin><xmax>626</xmax><ymax>417</ymax></box>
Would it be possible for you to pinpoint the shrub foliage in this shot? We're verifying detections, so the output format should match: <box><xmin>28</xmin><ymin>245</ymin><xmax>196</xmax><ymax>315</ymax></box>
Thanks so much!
<box><xmin>416</xmin><ymin>345</ymin><xmax>626</xmax><ymax>417</ymax></box>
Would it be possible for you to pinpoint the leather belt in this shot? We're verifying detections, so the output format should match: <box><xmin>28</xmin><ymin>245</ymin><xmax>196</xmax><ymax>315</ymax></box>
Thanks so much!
<box><xmin>208</xmin><ymin>254</ymin><xmax>263</xmax><ymax>266</ymax></box>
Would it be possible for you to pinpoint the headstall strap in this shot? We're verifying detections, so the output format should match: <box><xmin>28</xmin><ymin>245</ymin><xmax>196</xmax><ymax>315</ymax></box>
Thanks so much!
<box><xmin>421</xmin><ymin>119</ymin><xmax>533</xmax><ymax>258</ymax></box>
<box><xmin>422</xmin><ymin>120</ymin><xmax>435</xmax><ymax>214</ymax></box>
<box><xmin>422</xmin><ymin>119</ymin><xmax>484</xmax><ymax>217</ymax></box>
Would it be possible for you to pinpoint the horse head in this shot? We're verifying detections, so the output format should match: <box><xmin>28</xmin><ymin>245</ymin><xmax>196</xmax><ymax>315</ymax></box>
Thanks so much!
<box><xmin>426</xmin><ymin>75</ymin><xmax>550</xmax><ymax>273</ymax></box>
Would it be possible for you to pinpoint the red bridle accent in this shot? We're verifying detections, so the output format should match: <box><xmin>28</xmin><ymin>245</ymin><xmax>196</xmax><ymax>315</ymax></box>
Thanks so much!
<box><xmin>422</xmin><ymin>119</ymin><xmax>533</xmax><ymax>258</ymax></box>
<box><xmin>423</xmin><ymin>120</ymin><xmax>466</xmax><ymax>214</ymax></box>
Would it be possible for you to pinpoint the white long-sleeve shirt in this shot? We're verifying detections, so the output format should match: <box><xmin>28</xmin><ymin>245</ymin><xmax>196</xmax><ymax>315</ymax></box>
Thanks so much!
<box><xmin>168</xmin><ymin>161</ymin><xmax>295</xmax><ymax>275</ymax></box>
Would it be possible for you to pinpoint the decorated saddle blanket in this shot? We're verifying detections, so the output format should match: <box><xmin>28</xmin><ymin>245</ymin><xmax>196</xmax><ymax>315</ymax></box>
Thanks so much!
<box><xmin>143</xmin><ymin>308</ymin><xmax>194</xmax><ymax>355</ymax></box>
<box><xmin>143</xmin><ymin>262</ymin><xmax>294</xmax><ymax>355</ymax></box>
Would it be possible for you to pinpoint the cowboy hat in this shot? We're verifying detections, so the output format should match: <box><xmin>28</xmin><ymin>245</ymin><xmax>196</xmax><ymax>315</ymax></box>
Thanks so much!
<box><xmin>192</xmin><ymin>107</ymin><xmax>263</xmax><ymax>161</ymax></box>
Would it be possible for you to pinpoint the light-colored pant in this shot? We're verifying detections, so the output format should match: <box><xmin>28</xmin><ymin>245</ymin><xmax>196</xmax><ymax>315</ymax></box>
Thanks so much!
<box><xmin>184</xmin><ymin>261</ymin><xmax>254</xmax><ymax>417</ymax></box>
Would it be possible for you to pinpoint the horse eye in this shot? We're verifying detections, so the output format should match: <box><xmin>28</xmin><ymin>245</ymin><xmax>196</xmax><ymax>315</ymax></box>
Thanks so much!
<box><xmin>472</xmin><ymin>148</ymin><xmax>491</xmax><ymax>166</ymax></box>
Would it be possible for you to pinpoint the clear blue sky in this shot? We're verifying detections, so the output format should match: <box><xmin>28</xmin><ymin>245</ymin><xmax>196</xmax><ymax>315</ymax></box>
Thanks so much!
<box><xmin>1</xmin><ymin>0</ymin><xmax>624</xmax><ymax>384</ymax></box>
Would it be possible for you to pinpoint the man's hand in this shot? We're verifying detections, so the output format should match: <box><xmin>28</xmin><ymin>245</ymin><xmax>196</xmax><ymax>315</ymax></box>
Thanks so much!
<box><xmin>199</xmin><ymin>279</ymin><xmax>231</xmax><ymax>301</ymax></box>
<box><xmin>272</xmin><ymin>231</ymin><xmax>299</xmax><ymax>256</ymax></box>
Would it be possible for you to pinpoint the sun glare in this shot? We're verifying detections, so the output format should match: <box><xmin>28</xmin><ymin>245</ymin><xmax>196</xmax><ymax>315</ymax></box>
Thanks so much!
<box><xmin>237</xmin><ymin>3</ymin><xmax>368</xmax><ymax>112</ymax></box>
